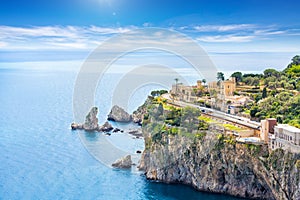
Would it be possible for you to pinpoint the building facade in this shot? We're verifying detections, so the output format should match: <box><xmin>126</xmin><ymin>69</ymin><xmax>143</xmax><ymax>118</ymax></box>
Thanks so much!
<box><xmin>260</xmin><ymin>118</ymin><xmax>277</xmax><ymax>143</ymax></box>
<box><xmin>170</xmin><ymin>80</ymin><xmax>205</xmax><ymax>103</ymax></box>
<box><xmin>269</xmin><ymin>124</ymin><xmax>300</xmax><ymax>153</ymax></box>
<box><xmin>208</xmin><ymin>77</ymin><xmax>247</xmax><ymax>114</ymax></box>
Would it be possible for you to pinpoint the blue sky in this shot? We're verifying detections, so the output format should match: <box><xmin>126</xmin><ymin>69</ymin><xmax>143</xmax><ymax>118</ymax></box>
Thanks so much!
<box><xmin>0</xmin><ymin>0</ymin><xmax>300</xmax><ymax>75</ymax></box>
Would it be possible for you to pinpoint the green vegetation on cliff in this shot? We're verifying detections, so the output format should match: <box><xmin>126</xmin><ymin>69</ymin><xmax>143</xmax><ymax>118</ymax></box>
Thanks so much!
<box><xmin>138</xmin><ymin>91</ymin><xmax>300</xmax><ymax>200</ymax></box>
<box><xmin>231</xmin><ymin>55</ymin><xmax>300</xmax><ymax>128</ymax></box>
<box><xmin>142</xmin><ymin>96</ymin><xmax>209</xmax><ymax>150</ymax></box>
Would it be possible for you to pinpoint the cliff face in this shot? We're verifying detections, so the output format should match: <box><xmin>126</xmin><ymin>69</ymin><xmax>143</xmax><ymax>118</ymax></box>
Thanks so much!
<box><xmin>139</xmin><ymin>130</ymin><xmax>300</xmax><ymax>199</ymax></box>
<box><xmin>137</xmin><ymin>98</ymin><xmax>300</xmax><ymax>200</ymax></box>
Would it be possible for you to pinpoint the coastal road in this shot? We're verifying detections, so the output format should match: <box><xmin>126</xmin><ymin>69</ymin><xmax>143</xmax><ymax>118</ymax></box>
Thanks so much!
<box><xmin>161</xmin><ymin>93</ymin><xmax>261</xmax><ymax>130</ymax></box>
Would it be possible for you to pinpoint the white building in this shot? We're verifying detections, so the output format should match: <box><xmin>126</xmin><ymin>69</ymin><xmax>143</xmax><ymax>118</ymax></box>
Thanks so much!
<box><xmin>269</xmin><ymin>124</ymin><xmax>300</xmax><ymax>153</ymax></box>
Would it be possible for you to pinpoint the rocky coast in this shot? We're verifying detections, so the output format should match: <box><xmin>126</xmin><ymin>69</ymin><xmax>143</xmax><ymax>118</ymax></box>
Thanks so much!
<box><xmin>135</xmin><ymin>97</ymin><xmax>300</xmax><ymax>200</ymax></box>
<box><xmin>71</xmin><ymin>99</ymin><xmax>300</xmax><ymax>199</ymax></box>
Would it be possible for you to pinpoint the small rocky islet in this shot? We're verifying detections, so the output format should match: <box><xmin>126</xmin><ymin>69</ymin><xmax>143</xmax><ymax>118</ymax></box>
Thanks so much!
<box><xmin>71</xmin><ymin>105</ymin><xmax>143</xmax><ymax>169</ymax></box>
<box><xmin>71</xmin><ymin>105</ymin><xmax>142</xmax><ymax>134</ymax></box>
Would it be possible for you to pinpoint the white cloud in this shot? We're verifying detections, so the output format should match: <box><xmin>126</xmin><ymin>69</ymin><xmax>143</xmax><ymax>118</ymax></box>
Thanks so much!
<box><xmin>0</xmin><ymin>25</ymin><xmax>135</xmax><ymax>50</ymax></box>
<box><xmin>193</xmin><ymin>24</ymin><xmax>256</xmax><ymax>32</ymax></box>
<box><xmin>46</xmin><ymin>42</ymin><xmax>88</xmax><ymax>49</ymax></box>
<box><xmin>0</xmin><ymin>41</ymin><xmax>7</xmax><ymax>47</ymax></box>
<box><xmin>197</xmin><ymin>35</ymin><xmax>255</xmax><ymax>43</ymax></box>
<box><xmin>0</xmin><ymin>26</ymin><xmax>79</xmax><ymax>38</ymax></box>
<box><xmin>88</xmin><ymin>25</ymin><xmax>132</xmax><ymax>34</ymax></box>
<box><xmin>142</xmin><ymin>22</ymin><xmax>152</xmax><ymax>27</ymax></box>
<box><xmin>0</xmin><ymin>24</ymin><xmax>299</xmax><ymax>54</ymax></box>
<box><xmin>254</xmin><ymin>29</ymin><xmax>286</xmax><ymax>36</ymax></box>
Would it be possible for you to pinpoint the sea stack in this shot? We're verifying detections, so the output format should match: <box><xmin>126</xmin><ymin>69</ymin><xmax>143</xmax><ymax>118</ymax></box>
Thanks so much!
<box><xmin>107</xmin><ymin>105</ymin><xmax>132</xmax><ymax>122</ymax></box>
<box><xmin>83</xmin><ymin>107</ymin><xmax>99</xmax><ymax>131</ymax></box>
<box><xmin>112</xmin><ymin>155</ymin><xmax>132</xmax><ymax>169</ymax></box>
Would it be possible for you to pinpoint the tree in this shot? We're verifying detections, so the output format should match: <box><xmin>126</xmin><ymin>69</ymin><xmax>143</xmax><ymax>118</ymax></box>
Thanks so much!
<box><xmin>252</xmin><ymin>77</ymin><xmax>260</xmax><ymax>87</ymax></box>
<box><xmin>181</xmin><ymin>106</ymin><xmax>201</xmax><ymax>132</ymax></box>
<box><xmin>202</xmin><ymin>79</ymin><xmax>206</xmax><ymax>85</ymax></box>
<box><xmin>231</xmin><ymin>72</ymin><xmax>243</xmax><ymax>83</ymax></box>
<box><xmin>217</xmin><ymin>72</ymin><xmax>225</xmax><ymax>81</ymax></box>
<box><xmin>284</xmin><ymin>55</ymin><xmax>300</xmax><ymax>74</ymax></box>
<box><xmin>159</xmin><ymin>90</ymin><xmax>168</xmax><ymax>95</ymax></box>
<box><xmin>285</xmin><ymin>65</ymin><xmax>300</xmax><ymax>78</ymax></box>
<box><xmin>292</xmin><ymin>55</ymin><xmax>300</xmax><ymax>65</ymax></box>
<box><xmin>155</xmin><ymin>103</ymin><xmax>164</xmax><ymax>118</ymax></box>
<box><xmin>250</xmin><ymin>106</ymin><xmax>259</xmax><ymax>118</ymax></box>
<box><xmin>174</xmin><ymin>78</ymin><xmax>179</xmax><ymax>96</ymax></box>
<box><xmin>151</xmin><ymin>90</ymin><xmax>159</xmax><ymax>97</ymax></box>
<box><xmin>263</xmin><ymin>68</ymin><xmax>280</xmax><ymax>78</ymax></box>
<box><xmin>174</xmin><ymin>78</ymin><xmax>179</xmax><ymax>84</ymax></box>
<box><xmin>243</xmin><ymin>73</ymin><xmax>263</xmax><ymax>78</ymax></box>
<box><xmin>262</xmin><ymin>87</ymin><xmax>267</xmax><ymax>98</ymax></box>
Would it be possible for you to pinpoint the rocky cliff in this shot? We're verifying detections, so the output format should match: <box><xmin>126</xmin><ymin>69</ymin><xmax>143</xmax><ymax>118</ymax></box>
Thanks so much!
<box><xmin>132</xmin><ymin>97</ymin><xmax>152</xmax><ymax>125</ymax></box>
<box><xmin>137</xmin><ymin>98</ymin><xmax>300</xmax><ymax>200</ymax></box>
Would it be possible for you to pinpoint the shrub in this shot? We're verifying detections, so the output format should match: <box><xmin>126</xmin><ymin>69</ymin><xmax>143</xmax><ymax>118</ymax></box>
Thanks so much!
<box><xmin>296</xmin><ymin>160</ymin><xmax>300</xmax><ymax>169</ymax></box>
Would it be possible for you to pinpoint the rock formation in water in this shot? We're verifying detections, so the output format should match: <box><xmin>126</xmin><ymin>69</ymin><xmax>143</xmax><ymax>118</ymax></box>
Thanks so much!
<box><xmin>112</xmin><ymin>155</ymin><xmax>132</xmax><ymax>168</ymax></box>
<box><xmin>83</xmin><ymin>107</ymin><xmax>99</xmax><ymax>131</ymax></box>
<box><xmin>137</xmin><ymin>98</ymin><xmax>300</xmax><ymax>200</ymax></box>
<box><xmin>71</xmin><ymin>107</ymin><xmax>114</xmax><ymax>132</ymax></box>
<box><xmin>71</xmin><ymin>122</ymin><xmax>83</xmax><ymax>130</ymax></box>
<box><xmin>98</xmin><ymin>121</ymin><xmax>113</xmax><ymax>132</ymax></box>
<box><xmin>108</xmin><ymin>105</ymin><xmax>132</xmax><ymax>122</ymax></box>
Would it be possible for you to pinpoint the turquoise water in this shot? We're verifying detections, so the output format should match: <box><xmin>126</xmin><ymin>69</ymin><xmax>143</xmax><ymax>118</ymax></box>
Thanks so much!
<box><xmin>0</xmin><ymin>69</ymin><xmax>240</xmax><ymax>199</ymax></box>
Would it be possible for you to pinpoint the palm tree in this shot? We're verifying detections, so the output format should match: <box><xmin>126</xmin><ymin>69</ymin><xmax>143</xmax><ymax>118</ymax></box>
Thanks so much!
<box><xmin>174</xmin><ymin>78</ymin><xmax>179</xmax><ymax>96</ymax></box>
<box><xmin>217</xmin><ymin>72</ymin><xmax>225</xmax><ymax>81</ymax></box>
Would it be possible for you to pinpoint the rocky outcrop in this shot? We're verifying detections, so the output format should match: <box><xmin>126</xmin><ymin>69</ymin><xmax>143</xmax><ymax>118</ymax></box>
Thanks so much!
<box><xmin>71</xmin><ymin>122</ymin><xmax>83</xmax><ymax>130</ymax></box>
<box><xmin>128</xmin><ymin>129</ymin><xmax>143</xmax><ymax>137</ymax></box>
<box><xmin>112</xmin><ymin>155</ymin><xmax>132</xmax><ymax>168</ymax></box>
<box><xmin>71</xmin><ymin>107</ymin><xmax>114</xmax><ymax>132</ymax></box>
<box><xmin>83</xmin><ymin>107</ymin><xmax>99</xmax><ymax>131</ymax></box>
<box><xmin>98</xmin><ymin>121</ymin><xmax>113</xmax><ymax>132</ymax></box>
<box><xmin>108</xmin><ymin>105</ymin><xmax>131</xmax><ymax>122</ymax></box>
<box><xmin>139</xmin><ymin>128</ymin><xmax>300</xmax><ymax>200</ymax></box>
<box><xmin>136</xmin><ymin>97</ymin><xmax>300</xmax><ymax>200</ymax></box>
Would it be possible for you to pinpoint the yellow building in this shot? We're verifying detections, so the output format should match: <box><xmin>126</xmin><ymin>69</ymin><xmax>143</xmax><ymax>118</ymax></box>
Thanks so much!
<box><xmin>208</xmin><ymin>77</ymin><xmax>237</xmax><ymax>111</ymax></box>
<box><xmin>208</xmin><ymin>77</ymin><xmax>236</xmax><ymax>98</ymax></box>
<box><xmin>197</xmin><ymin>80</ymin><xmax>204</xmax><ymax>90</ymax></box>
<box><xmin>221</xmin><ymin>77</ymin><xmax>236</xmax><ymax>97</ymax></box>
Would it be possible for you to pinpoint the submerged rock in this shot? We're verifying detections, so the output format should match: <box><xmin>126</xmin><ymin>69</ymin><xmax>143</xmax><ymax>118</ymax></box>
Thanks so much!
<box><xmin>112</xmin><ymin>155</ymin><xmax>132</xmax><ymax>169</ymax></box>
<box><xmin>107</xmin><ymin>105</ymin><xmax>131</xmax><ymax>122</ymax></box>
<box><xmin>113</xmin><ymin>128</ymin><xmax>121</xmax><ymax>133</ymax></box>
<box><xmin>83</xmin><ymin>107</ymin><xmax>99</xmax><ymax>131</ymax></box>
<box><xmin>128</xmin><ymin>129</ymin><xmax>143</xmax><ymax>137</ymax></box>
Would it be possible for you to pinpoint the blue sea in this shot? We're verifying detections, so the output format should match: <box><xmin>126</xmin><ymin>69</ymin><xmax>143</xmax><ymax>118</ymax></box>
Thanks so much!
<box><xmin>0</xmin><ymin>68</ymin><xmax>241</xmax><ymax>200</ymax></box>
